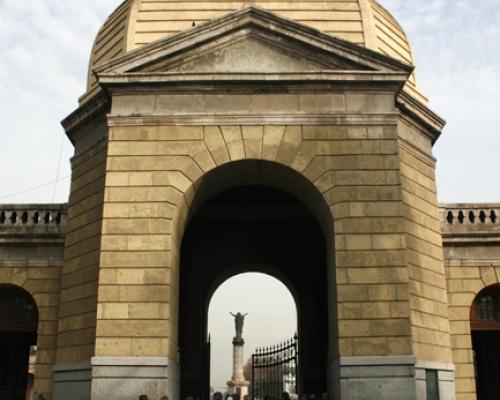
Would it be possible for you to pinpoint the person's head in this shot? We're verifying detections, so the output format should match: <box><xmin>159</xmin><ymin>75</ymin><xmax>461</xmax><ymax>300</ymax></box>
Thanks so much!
<box><xmin>214</xmin><ymin>392</ymin><xmax>223</xmax><ymax>400</ymax></box>
<box><xmin>282</xmin><ymin>392</ymin><xmax>291</xmax><ymax>400</ymax></box>
<box><xmin>139</xmin><ymin>396</ymin><xmax>149</xmax><ymax>400</ymax></box>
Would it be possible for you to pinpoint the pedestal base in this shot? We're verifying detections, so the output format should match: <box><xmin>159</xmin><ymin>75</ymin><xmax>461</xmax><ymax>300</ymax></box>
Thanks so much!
<box><xmin>227</xmin><ymin>379</ymin><xmax>250</xmax><ymax>398</ymax></box>
<box><xmin>53</xmin><ymin>362</ymin><xmax>92</xmax><ymax>400</ymax></box>
<box><xmin>91</xmin><ymin>357</ymin><xmax>179</xmax><ymax>400</ymax></box>
<box><xmin>327</xmin><ymin>356</ymin><xmax>455</xmax><ymax>400</ymax></box>
<box><xmin>54</xmin><ymin>357</ymin><xmax>180</xmax><ymax>400</ymax></box>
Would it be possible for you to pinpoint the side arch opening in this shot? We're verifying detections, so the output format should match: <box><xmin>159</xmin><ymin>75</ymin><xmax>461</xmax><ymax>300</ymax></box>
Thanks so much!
<box><xmin>470</xmin><ymin>284</ymin><xmax>500</xmax><ymax>400</ymax></box>
<box><xmin>0</xmin><ymin>284</ymin><xmax>39</xmax><ymax>400</ymax></box>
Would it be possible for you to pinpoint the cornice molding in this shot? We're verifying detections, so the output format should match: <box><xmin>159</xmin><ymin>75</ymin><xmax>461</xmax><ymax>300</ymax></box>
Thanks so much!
<box><xmin>396</xmin><ymin>91</ymin><xmax>446</xmax><ymax>144</ymax></box>
<box><xmin>107</xmin><ymin>113</ymin><xmax>400</xmax><ymax>127</ymax></box>
<box><xmin>61</xmin><ymin>91</ymin><xmax>110</xmax><ymax>144</ymax></box>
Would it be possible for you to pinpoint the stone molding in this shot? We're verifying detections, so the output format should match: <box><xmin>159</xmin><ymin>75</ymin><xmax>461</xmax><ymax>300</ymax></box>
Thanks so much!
<box><xmin>338</xmin><ymin>355</ymin><xmax>417</xmax><ymax>367</ymax></box>
<box><xmin>396</xmin><ymin>91</ymin><xmax>445</xmax><ymax>144</ymax></box>
<box><xmin>62</xmin><ymin>91</ymin><xmax>109</xmax><ymax>143</ymax></box>
<box><xmin>107</xmin><ymin>114</ymin><xmax>400</xmax><ymax>127</ymax></box>
<box><xmin>398</xmin><ymin>139</ymin><xmax>436</xmax><ymax>167</ymax></box>
<box><xmin>100</xmin><ymin>72</ymin><xmax>409</xmax><ymax>90</ymax></box>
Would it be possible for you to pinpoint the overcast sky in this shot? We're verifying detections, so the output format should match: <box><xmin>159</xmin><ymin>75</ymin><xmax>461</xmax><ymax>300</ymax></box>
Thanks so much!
<box><xmin>1</xmin><ymin>0</ymin><xmax>500</xmax><ymax>391</ymax></box>
<box><xmin>1</xmin><ymin>0</ymin><xmax>499</xmax><ymax>204</ymax></box>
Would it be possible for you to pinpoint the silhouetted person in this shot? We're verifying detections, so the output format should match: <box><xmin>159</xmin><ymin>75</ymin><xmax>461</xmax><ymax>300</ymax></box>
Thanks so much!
<box><xmin>213</xmin><ymin>392</ymin><xmax>223</xmax><ymax>400</ymax></box>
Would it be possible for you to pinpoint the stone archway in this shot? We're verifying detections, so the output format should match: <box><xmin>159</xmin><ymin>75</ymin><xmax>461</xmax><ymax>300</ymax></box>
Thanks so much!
<box><xmin>470</xmin><ymin>284</ymin><xmax>500</xmax><ymax>400</ymax></box>
<box><xmin>177</xmin><ymin>161</ymin><xmax>333</xmax><ymax>400</ymax></box>
<box><xmin>0</xmin><ymin>285</ymin><xmax>38</xmax><ymax>400</ymax></box>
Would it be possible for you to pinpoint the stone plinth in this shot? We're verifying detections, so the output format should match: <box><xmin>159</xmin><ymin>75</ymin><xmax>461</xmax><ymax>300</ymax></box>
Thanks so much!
<box><xmin>227</xmin><ymin>338</ymin><xmax>250</xmax><ymax>397</ymax></box>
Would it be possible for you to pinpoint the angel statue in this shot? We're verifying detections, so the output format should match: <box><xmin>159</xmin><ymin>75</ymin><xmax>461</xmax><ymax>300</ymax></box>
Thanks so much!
<box><xmin>230</xmin><ymin>312</ymin><xmax>248</xmax><ymax>339</ymax></box>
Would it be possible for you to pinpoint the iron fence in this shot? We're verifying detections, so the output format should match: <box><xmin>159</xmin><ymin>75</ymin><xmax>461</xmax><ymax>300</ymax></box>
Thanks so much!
<box><xmin>251</xmin><ymin>335</ymin><xmax>298</xmax><ymax>400</ymax></box>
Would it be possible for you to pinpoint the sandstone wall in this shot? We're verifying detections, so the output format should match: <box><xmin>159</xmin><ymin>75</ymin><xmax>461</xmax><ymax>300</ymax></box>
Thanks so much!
<box><xmin>442</xmin><ymin>205</ymin><xmax>500</xmax><ymax>400</ymax></box>
<box><xmin>0</xmin><ymin>206</ymin><xmax>66</xmax><ymax>399</ymax></box>
<box><xmin>95</xmin><ymin>91</ymin><xmax>417</xmax><ymax>362</ymax></box>
<box><xmin>399</xmin><ymin>119</ymin><xmax>452</xmax><ymax>364</ymax></box>
<box><xmin>56</xmin><ymin>141</ymin><xmax>107</xmax><ymax>364</ymax></box>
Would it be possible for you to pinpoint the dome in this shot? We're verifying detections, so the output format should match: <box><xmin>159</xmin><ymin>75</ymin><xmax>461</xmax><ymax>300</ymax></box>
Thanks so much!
<box><xmin>83</xmin><ymin>0</ymin><xmax>424</xmax><ymax>103</ymax></box>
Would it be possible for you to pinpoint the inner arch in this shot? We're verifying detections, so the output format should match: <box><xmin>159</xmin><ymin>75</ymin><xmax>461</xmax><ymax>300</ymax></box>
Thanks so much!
<box><xmin>208</xmin><ymin>272</ymin><xmax>298</xmax><ymax>393</ymax></box>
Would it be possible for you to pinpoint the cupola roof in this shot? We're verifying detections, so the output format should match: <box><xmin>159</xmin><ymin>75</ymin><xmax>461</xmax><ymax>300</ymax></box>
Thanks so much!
<box><xmin>84</xmin><ymin>0</ymin><xmax>424</xmax><ymax>103</ymax></box>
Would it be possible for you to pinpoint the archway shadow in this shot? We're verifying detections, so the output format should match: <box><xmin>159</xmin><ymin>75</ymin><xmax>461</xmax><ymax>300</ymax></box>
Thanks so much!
<box><xmin>179</xmin><ymin>183</ymin><xmax>329</xmax><ymax>400</ymax></box>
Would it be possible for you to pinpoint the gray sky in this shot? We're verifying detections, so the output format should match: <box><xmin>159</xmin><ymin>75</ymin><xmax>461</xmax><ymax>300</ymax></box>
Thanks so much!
<box><xmin>1</xmin><ymin>1</ymin><xmax>500</xmax><ymax>204</ymax></box>
<box><xmin>1</xmin><ymin>0</ymin><xmax>500</xmax><ymax>391</ymax></box>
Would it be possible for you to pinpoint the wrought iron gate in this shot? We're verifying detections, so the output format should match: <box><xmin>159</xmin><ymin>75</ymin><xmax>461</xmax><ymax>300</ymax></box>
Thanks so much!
<box><xmin>251</xmin><ymin>335</ymin><xmax>298</xmax><ymax>400</ymax></box>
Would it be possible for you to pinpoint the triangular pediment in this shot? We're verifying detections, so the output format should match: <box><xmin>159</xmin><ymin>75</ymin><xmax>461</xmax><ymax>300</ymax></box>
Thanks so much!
<box><xmin>96</xmin><ymin>6</ymin><xmax>412</xmax><ymax>83</ymax></box>
<box><xmin>139</xmin><ymin>35</ymin><xmax>352</xmax><ymax>74</ymax></box>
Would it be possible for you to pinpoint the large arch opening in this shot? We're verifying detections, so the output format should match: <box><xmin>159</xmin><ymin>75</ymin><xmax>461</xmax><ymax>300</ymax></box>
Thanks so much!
<box><xmin>179</xmin><ymin>175</ymin><xmax>330</xmax><ymax>400</ymax></box>
<box><xmin>470</xmin><ymin>284</ymin><xmax>500</xmax><ymax>400</ymax></box>
<box><xmin>0</xmin><ymin>285</ymin><xmax>38</xmax><ymax>400</ymax></box>
<box><xmin>208</xmin><ymin>273</ymin><xmax>298</xmax><ymax>396</ymax></box>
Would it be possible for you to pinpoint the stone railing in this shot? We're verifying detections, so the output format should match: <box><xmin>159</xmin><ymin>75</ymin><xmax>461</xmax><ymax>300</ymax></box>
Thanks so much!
<box><xmin>0</xmin><ymin>204</ymin><xmax>68</xmax><ymax>240</ymax></box>
<box><xmin>440</xmin><ymin>204</ymin><xmax>500</xmax><ymax>243</ymax></box>
<box><xmin>440</xmin><ymin>204</ymin><xmax>499</xmax><ymax>226</ymax></box>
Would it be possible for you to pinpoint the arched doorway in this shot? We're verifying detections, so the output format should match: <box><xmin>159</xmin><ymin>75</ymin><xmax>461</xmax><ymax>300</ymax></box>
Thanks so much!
<box><xmin>0</xmin><ymin>285</ymin><xmax>38</xmax><ymax>400</ymax></box>
<box><xmin>470</xmin><ymin>284</ymin><xmax>500</xmax><ymax>400</ymax></box>
<box><xmin>207</xmin><ymin>273</ymin><xmax>298</xmax><ymax>396</ymax></box>
<box><xmin>179</xmin><ymin>183</ymin><xmax>328</xmax><ymax>400</ymax></box>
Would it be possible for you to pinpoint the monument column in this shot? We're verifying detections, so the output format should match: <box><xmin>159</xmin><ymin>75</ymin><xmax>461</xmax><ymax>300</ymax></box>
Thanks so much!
<box><xmin>227</xmin><ymin>313</ymin><xmax>250</xmax><ymax>398</ymax></box>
